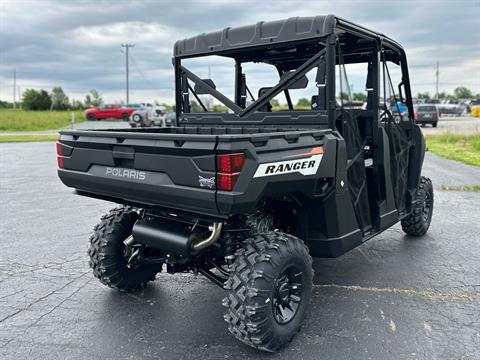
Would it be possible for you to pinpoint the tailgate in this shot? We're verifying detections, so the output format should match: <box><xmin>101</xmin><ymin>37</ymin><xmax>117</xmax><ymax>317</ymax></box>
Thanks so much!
<box><xmin>57</xmin><ymin>130</ymin><xmax>218</xmax><ymax>215</ymax></box>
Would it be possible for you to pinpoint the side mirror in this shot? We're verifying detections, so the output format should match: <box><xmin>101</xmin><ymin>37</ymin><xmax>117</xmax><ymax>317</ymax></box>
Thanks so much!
<box><xmin>280</xmin><ymin>71</ymin><xmax>309</xmax><ymax>89</ymax></box>
<box><xmin>194</xmin><ymin>79</ymin><xmax>216</xmax><ymax>95</ymax></box>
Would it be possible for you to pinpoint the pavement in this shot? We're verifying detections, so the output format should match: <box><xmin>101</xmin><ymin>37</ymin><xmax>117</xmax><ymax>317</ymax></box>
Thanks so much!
<box><xmin>419</xmin><ymin>116</ymin><xmax>480</xmax><ymax>135</ymax></box>
<box><xmin>0</xmin><ymin>142</ymin><xmax>479</xmax><ymax>360</ymax></box>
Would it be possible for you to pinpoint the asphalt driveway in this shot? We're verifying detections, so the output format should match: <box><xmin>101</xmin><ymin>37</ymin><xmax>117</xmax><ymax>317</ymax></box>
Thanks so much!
<box><xmin>0</xmin><ymin>142</ymin><xmax>479</xmax><ymax>360</ymax></box>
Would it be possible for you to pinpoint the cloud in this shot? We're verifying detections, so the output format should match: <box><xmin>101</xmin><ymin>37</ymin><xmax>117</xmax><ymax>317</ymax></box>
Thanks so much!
<box><xmin>0</xmin><ymin>0</ymin><xmax>479</xmax><ymax>104</ymax></box>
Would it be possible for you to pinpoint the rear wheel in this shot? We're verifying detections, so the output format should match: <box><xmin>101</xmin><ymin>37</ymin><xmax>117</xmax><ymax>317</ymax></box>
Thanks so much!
<box><xmin>223</xmin><ymin>232</ymin><xmax>313</xmax><ymax>352</ymax></box>
<box><xmin>88</xmin><ymin>206</ymin><xmax>160</xmax><ymax>292</ymax></box>
<box><xmin>401</xmin><ymin>176</ymin><xmax>433</xmax><ymax>236</ymax></box>
<box><xmin>87</xmin><ymin>114</ymin><xmax>96</xmax><ymax>121</ymax></box>
<box><xmin>122</xmin><ymin>114</ymin><xmax>130</xmax><ymax>121</ymax></box>
<box><xmin>432</xmin><ymin>121</ymin><xmax>438</xmax><ymax>128</ymax></box>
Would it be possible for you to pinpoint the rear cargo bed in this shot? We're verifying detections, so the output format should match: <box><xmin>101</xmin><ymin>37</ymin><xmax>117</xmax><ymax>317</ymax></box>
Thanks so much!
<box><xmin>58</xmin><ymin>126</ymin><xmax>331</xmax><ymax>217</ymax></box>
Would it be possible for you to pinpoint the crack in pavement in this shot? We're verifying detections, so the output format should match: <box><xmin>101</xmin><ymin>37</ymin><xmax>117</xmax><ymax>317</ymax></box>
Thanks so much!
<box><xmin>0</xmin><ymin>270</ymin><xmax>90</xmax><ymax>324</ymax></box>
<box><xmin>314</xmin><ymin>283</ymin><xmax>480</xmax><ymax>301</ymax></box>
<box><xmin>1</xmin><ymin>277</ymin><xmax>93</xmax><ymax>350</ymax></box>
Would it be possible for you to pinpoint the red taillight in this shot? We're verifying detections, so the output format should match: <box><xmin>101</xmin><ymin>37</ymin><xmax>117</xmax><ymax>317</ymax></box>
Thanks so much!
<box><xmin>414</xmin><ymin>112</ymin><xmax>418</xmax><ymax>119</ymax></box>
<box><xmin>56</xmin><ymin>142</ymin><xmax>62</xmax><ymax>156</ymax></box>
<box><xmin>56</xmin><ymin>142</ymin><xmax>64</xmax><ymax>168</ymax></box>
<box><xmin>217</xmin><ymin>173</ymin><xmax>240</xmax><ymax>191</ymax></box>
<box><xmin>216</xmin><ymin>153</ymin><xmax>245</xmax><ymax>191</ymax></box>
<box><xmin>57</xmin><ymin>156</ymin><xmax>64</xmax><ymax>168</ymax></box>
<box><xmin>217</xmin><ymin>153</ymin><xmax>245</xmax><ymax>173</ymax></box>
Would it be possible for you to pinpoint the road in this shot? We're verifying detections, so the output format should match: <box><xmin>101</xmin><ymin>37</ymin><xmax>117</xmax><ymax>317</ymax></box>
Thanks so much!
<box><xmin>0</xmin><ymin>142</ymin><xmax>479</xmax><ymax>360</ymax></box>
<box><xmin>420</xmin><ymin>116</ymin><xmax>480</xmax><ymax>135</ymax></box>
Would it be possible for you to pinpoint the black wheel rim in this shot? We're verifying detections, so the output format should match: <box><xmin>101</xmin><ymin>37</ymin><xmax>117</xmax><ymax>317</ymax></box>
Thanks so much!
<box><xmin>272</xmin><ymin>266</ymin><xmax>304</xmax><ymax>324</ymax></box>
<box><xmin>422</xmin><ymin>192</ymin><xmax>432</xmax><ymax>222</ymax></box>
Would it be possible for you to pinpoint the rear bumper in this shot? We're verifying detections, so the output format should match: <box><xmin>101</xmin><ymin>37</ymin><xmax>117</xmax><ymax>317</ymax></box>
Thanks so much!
<box><xmin>58</xmin><ymin>169</ymin><xmax>219</xmax><ymax>216</ymax></box>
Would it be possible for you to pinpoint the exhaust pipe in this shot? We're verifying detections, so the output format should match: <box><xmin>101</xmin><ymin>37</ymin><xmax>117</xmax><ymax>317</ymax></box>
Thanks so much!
<box><xmin>131</xmin><ymin>217</ymin><xmax>222</xmax><ymax>256</ymax></box>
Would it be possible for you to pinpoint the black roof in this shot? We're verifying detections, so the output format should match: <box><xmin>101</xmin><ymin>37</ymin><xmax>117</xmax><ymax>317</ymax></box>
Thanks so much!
<box><xmin>173</xmin><ymin>15</ymin><xmax>403</xmax><ymax>59</ymax></box>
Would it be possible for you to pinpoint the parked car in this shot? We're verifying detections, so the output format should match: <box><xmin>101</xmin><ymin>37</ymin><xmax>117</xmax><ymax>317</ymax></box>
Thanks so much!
<box><xmin>129</xmin><ymin>105</ymin><xmax>166</xmax><ymax>127</ymax></box>
<box><xmin>124</xmin><ymin>103</ymin><xmax>153</xmax><ymax>109</ymax></box>
<box><xmin>164</xmin><ymin>112</ymin><xmax>176</xmax><ymax>127</ymax></box>
<box><xmin>84</xmin><ymin>104</ymin><xmax>136</xmax><ymax>121</ymax></box>
<box><xmin>414</xmin><ymin>104</ymin><xmax>440</xmax><ymax>127</ymax></box>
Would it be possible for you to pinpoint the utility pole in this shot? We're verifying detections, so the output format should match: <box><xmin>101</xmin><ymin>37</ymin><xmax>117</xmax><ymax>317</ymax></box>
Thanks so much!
<box><xmin>434</xmin><ymin>61</ymin><xmax>439</xmax><ymax>100</ymax></box>
<box><xmin>121</xmin><ymin>44</ymin><xmax>135</xmax><ymax>104</ymax></box>
<box><xmin>13</xmin><ymin>70</ymin><xmax>16</xmax><ymax>109</ymax></box>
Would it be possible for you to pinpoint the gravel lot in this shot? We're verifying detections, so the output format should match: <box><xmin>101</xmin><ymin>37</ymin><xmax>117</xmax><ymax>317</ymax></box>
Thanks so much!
<box><xmin>1</xmin><ymin>142</ymin><xmax>479</xmax><ymax>360</ymax></box>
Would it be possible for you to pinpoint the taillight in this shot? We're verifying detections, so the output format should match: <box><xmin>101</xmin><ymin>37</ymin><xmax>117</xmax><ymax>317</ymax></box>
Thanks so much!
<box><xmin>216</xmin><ymin>153</ymin><xmax>245</xmax><ymax>191</ymax></box>
<box><xmin>56</xmin><ymin>142</ymin><xmax>64</xmax><ymax>169</ymax></box>
<box><xmin>414</xmin><ymin>112</ymin><xmax>418</xmax><ymax>119</ymax></box>
<box><xmin>217</xmin><ymin>173</ymin><xmax>240</xmax><ymax>191</ymax></box>
<box><xmin>217</xmin><ymin>153</ymin><xmax>245</xmax><ymax>173</ymax></box>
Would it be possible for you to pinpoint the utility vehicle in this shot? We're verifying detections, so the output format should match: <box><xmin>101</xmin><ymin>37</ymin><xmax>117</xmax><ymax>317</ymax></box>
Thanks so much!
<box><xmin>57</xmin><ymin>15</ymin><xmax>433</xmax><ymax>352</ymax></box>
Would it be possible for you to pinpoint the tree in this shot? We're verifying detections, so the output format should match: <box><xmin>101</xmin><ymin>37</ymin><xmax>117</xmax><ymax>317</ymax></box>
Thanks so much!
<box><xmin>270</xmin><ymin>99</ymin><xmax>280</xmax><ymax>107</ymax></box>
<box><xmin>51</xmin><ymin>86</ymin><xmax>69</xmax><ymax>110</ymax></box>
<box><xmin>190</xmin><ymin>100</ymin><xmax>203</xmax><ymax>112</ymax></box>
<box><xmin>22</xmin><ymin>89</ymin><xmax>52</xmax><ymax>110</ymax></box>
<box><xmin>352</xmin><ymin>92</ymin><xmax>367</xmax><ymax>101</ymax></box>
<box><xmin>296</xmin><ymin>98</ymin><xmax>310</xmax><ymax>108</ymax></box>
<box><xmin>212</xmin><ymin>104</ymin><xmax>228</xmax><ymax>113</ymax></box>
<box><xmin>70</xmin><ymin>99</ymin><xmax>84</xmax><ymax>110</ymax></box>
<box><xmin>416</xmin><ymin>92</ymin><xmax>430</xmax><ymax>100</ymax></box>
<box><xmin>0</xmin><ymin>100</ymin><xmax>13</xmax><ymax>109</ymax></box>
<box><xmin>453</xmin><ymin>87</ymin><xmax>473</xmax><ymax>99</ymax></box>
<box><xmin>84</xmin><ymin>89</ymin><xmax>103</xmax><ymax>108</ymax></box>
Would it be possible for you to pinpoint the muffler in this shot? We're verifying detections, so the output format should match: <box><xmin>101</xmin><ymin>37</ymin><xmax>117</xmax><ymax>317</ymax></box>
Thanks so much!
<box><xmin>131</xmin><ymin>217</ymin><xmax>222</xmax><ymax>256</ymax></box>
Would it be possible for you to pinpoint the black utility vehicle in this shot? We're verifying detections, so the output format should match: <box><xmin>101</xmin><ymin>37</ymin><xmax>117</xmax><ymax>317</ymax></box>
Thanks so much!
<box><xmin>57</xmin><ymin>15</ymin><xmax>433</xmax><ymax>352</ymax></box>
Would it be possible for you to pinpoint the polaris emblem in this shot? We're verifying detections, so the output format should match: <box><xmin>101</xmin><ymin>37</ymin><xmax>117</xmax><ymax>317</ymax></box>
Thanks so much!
<box><xmin>105</xmin><ymin>167</ymin><xmax>146</xmax><ymax>181</ymax></box>
<box><xmin>199</xmin><ymin>175</ymin><xmax>215</xmax><ymax>189</ymax></box>
<box><xmin>253</xmin><ymin>154</ymin><xmax>323</xmax><ymax>178</ymax></box>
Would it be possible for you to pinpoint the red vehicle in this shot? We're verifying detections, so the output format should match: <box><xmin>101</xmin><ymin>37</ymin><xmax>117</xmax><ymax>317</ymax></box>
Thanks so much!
<box><xmin>84</xmin><ymin>104</ymin><xmax>135</xmax><ymax>121</ymax></box>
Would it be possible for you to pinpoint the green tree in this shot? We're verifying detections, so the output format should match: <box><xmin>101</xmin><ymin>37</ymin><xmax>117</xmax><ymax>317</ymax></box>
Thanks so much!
<box><xmin>352</xmin><ymin>92</ymin><xmax>367</xmax><ymax>101</ymax></box>
<box><xmin>416</xmin><ymin>92</ymin><xmax>430</xmax><ymax>100</ymax></box>
<box><xmin>270</xmin><ymin>99</ymin><xmax>280</xmax><ymax>107</ymax></box>
<box><xmin>22</xmin><ymin>89</ymin><xmax>52</xmax><ymax>110</ymax></box>
<box><xmin>51</xmin><ymin>86</ymin><xmax>69</xmax><ymax>110</ymax></box>
<box><xmin>453</xmin><ymin>87</ymin><xmax>473</xmax><ymax>99</ymax></box>
<box><xmin>0</xmin><ymin>100</ymin><xmax>13</xmax><ymax>108</ymax></box>
<box><xmin>190</xmin><ymin>100</ymin><xmax>203</xmax><ymax>112</ymax></box>
<box><xmin>296</xmin><ymin>97</ymin><xmax>310</xmax><ymax>108</ymax></box>
<box><xmin>84</xmin><ymin>89</ymin><xmax>103</xmax><ymax>108</ymax></box>
<box><xmin>212</xmin><ymin>104</ymin><xmax>228</xmax><ymax>113</ymax></box>
<box><xmin>70</xmin><ymin>99</ymin><xmax>84</xmax><ymax>110</ymax></box>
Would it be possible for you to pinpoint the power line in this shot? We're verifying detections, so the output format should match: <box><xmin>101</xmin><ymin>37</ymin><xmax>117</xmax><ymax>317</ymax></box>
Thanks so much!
<box><xmin>130</xmin><ymin>55</ymin><xmax>159</xmax><ymax>91</ymax></box>
<box><xmin>121</xmin><ymin>44</ymin><xmax>135</xmax><ymax>103</ymax></box>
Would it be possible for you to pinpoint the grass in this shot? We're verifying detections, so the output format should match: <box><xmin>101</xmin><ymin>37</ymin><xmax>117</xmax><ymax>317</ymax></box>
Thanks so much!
<box><xmin>440</xmin><ymin>185</ymin><xmax>480</xmax><ymax>191</ymax></box>
<box><xmin>0</xmin><ymin>134</ymin><xmax>59</xmax><ymax>143</ymax></box>
<box><xmin>0</xmin><ymin>109</ymin><xmax>84</xmax><ymax>131</ymax></box>
<box><xmin>425</xmin><ymin>133</ymin><xmax>480</xmax><ymax>167</ymax></box>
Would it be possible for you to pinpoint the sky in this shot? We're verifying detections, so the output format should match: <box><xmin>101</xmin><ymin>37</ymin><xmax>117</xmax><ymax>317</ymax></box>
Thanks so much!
<box><xmin>0</xmin><ymin>0</ymin><xmax>479</xmax><ymax>105</ymax></box>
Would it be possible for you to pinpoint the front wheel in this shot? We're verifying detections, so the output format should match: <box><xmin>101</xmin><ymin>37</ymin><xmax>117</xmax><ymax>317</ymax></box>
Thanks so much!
<box><xmin>88</xmin><ymin>206</ymin><xmax>160</xmax><ymax>292</ymax></box>
<box><xmin>401</xmin><ymin>176</ymin><xmax>433</xmax><ymax>236</ymax></box>
<box><xmin>432</xmin><ymin>122</ymin><xmax>438</xmax><ymax>128</ymax></box>
<box><xmin>223</xmin><ymin>232</ymin><xmax>313</xmax><ymax>352</ymax></box>
<box><xmin>122</xmin><ymin>114</ymin><xmax>130</xmax><ymax>121</ymax></box>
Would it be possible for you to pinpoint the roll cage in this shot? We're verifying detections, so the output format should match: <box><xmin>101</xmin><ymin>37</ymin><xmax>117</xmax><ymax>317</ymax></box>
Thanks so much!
<box><xmin>173</xmin><ymin>15</ymin><xmax>414</xmax><ymax>131</ymax></box>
